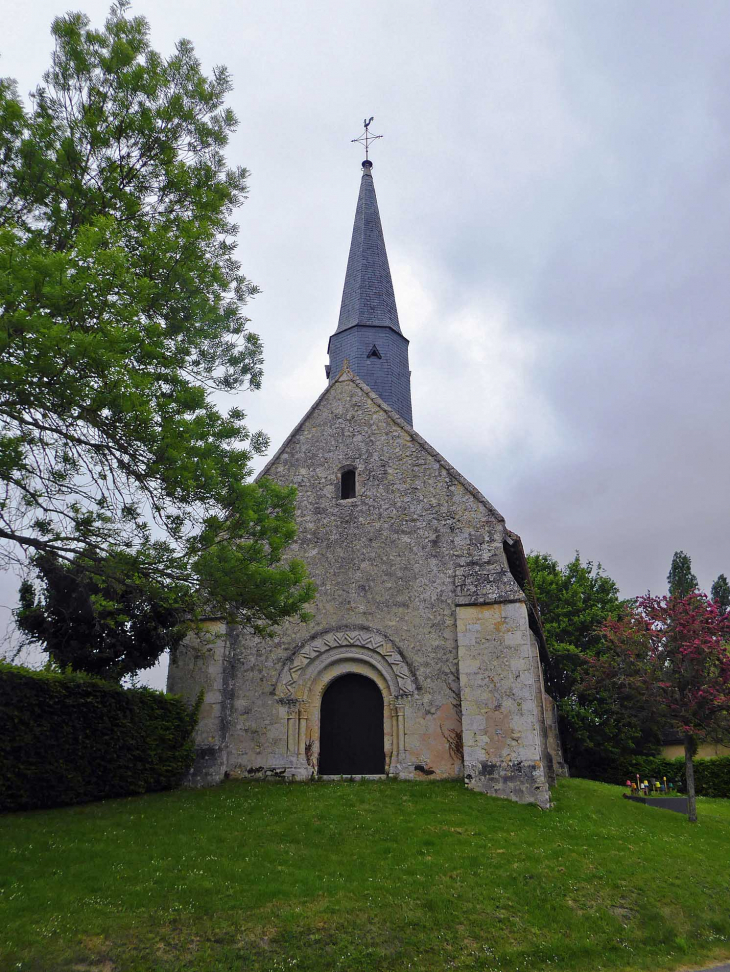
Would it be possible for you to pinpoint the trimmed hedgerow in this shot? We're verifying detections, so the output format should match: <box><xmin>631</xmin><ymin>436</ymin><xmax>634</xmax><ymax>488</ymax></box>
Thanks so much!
<box><xmin>575</xmin><ymin>753</ymin><xmax>730</xmax><ymax>798</ymax></box>
<box><xmin>693</xmin><ymin>756</ymin><xmax>730</xmax><ymax>798</ymax></box>
<box><xmin>0</xmin><ymin>662</ymin><xmax>200</xmax><ymax>812</ymax></box>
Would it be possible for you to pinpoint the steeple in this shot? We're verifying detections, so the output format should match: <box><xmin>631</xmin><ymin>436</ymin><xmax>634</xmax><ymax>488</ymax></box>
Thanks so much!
<box><xmin>327</xmin><ymin>157</ymin><xmax>413</xmax><ymax>426</ymax></box>
<box><xmin>335</xmin><ymin>160</ymin><xmax>401</xmax><ymax>335</ymax></box>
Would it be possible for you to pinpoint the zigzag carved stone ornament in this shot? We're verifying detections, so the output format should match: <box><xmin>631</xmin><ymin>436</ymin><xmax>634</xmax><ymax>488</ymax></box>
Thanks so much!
<box><xmin>279</xmin><ymin>630</ymin><xmax>414</xmax><ymax>698</ymax></box>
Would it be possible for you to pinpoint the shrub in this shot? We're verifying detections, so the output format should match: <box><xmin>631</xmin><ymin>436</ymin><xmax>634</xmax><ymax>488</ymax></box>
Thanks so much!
<box><xmin>692</xmin><ymin>756</ymin><xmax>730</xmax><ymax>798</ymax></box>
<box><xmin>575</xmin><ymin>753</ymin><xmax>730</xmax><ymax>798</ymax></box>
<box><xmin>0</xmin><ymin>663</ymin><xmax>199</xmax><ymax>812</ymax></box>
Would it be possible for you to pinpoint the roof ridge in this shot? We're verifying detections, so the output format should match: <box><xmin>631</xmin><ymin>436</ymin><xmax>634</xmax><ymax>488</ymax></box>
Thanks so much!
<box><xmin>257</xmin><ymin>369</ymin><xmax>504</xmax><ymax>523</ymax></box>
<box><xmin>339</xmin><ymin>371</ymin><xmax>504</xmax><ymax>522</ymax></box>
<box><xmin>256</xmin><ymin>381</ymin><xmax>334</xmax><ymax>481</ymax></box>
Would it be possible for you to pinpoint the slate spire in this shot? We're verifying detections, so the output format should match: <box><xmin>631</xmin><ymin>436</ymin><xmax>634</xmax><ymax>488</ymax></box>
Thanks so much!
<box><xmin>335</xmin><ymin>160</ymin><xmax>401</xmax><ymax>334</ymax></box>
<box><xmin>327</xmin><ymin>161</ymin><xmax>413</xmax><ymax>425</ymax></box>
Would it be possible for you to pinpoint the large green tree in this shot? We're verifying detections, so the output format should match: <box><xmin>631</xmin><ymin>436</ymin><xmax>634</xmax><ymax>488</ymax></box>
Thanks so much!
<box><xmin>0</xmin><ymin>4</ymin><xmax>314</xmax><ymax>635</ymax></box>
<box><xmin>527</xmin><ymin>552</ymin><xmax>660</xmax><ymax>774</ymax></box>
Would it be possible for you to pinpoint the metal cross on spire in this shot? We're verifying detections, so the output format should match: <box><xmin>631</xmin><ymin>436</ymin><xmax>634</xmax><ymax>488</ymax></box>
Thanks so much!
<box><xmin>351</xmin><ymin>117</ymin><xmax>383</xmax><ymax>160</ymax></box>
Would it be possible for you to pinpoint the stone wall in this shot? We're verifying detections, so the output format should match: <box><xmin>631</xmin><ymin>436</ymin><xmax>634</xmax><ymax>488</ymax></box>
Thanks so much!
<box><xmin>543</xmin><ymin>693</ymin><xmax>569</xmax><ymax>779</ymax></box>
<box><xmin>167</xmin><ymin>622</ymin><xmax>231</xmax><ymax>786</ymax></box>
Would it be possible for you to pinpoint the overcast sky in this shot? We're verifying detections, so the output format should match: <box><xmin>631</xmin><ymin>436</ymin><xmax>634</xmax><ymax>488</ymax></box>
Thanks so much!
<box><xmin>3</xmin><ymin>1</ymin><xmax>729</xmax><ymax>687</ymax></box>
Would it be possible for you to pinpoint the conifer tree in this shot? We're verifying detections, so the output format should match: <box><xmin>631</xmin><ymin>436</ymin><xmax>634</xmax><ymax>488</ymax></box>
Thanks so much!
<box><xmin>667</xmin><ymin>551</ymin><xmax>698</xmax><ymax>598</ymax></box>
<box><xmin>16</xmin><ymin>550</ymin><xmax>190</xmax><ymax>681</ymax></box>
<box><xmin>711</xmin><ymin>574</ymin><xmax>730</xmax><ymax>614</ymax></box>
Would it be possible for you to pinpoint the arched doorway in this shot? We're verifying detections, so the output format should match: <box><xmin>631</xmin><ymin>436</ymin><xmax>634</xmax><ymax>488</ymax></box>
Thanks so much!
<box><xmin>318</xmin><ymin>673</ymin><xmax>385</xmax><ymax>775</ymax></box>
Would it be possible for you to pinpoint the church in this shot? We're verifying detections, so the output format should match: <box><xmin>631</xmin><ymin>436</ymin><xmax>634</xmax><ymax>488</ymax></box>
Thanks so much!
<box><xmin>168</xmin><ymin>148</ymin><xmax>566</xmax><ymax>809</ymax></box>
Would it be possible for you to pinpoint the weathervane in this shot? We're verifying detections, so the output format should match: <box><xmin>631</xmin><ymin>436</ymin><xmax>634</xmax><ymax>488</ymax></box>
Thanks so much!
<box><xmin>351</xmin><ymin>117</ymin><xmax>383</xmax><ymax>160</ymax></box>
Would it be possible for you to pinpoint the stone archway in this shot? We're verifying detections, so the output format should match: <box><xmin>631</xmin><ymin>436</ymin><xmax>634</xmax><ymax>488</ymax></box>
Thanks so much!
<box><xmin>274</xmin><ymin>628</ymin><xmax>415</xmax><ymax>778</ymax></box>
<box><xmin>318</xmin><ymin>673</ymin><xmax>385</xmax><ymax>775</ymax></box>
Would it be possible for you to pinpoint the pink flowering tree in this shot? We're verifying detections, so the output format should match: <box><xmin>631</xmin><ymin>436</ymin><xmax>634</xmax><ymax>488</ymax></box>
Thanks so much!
<box><xmin>584</xmin><ymin>593</ymin><xmax>730</xmax><ymax>822</ymax></box>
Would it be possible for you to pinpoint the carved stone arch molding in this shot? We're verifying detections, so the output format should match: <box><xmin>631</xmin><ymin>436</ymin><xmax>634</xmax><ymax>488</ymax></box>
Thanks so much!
<box><xmin>275</xmin><ymin>627</ymin><xmax>415</xmax><ymax>700</ymax></box>
<box><xmin>274</xmin><ymin>628</ymin><xmax>415</xmax><ymax>778</ymax></box>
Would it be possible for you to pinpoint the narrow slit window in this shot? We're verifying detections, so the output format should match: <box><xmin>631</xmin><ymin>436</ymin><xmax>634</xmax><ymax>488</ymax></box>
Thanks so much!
<box><xmin>340</xmin><ymin>469</ymin><xmax>356</xmax><ymax>499</ymax></box>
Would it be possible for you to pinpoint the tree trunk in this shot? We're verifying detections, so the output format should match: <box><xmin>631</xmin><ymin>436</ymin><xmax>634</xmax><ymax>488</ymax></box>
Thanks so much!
<box><xmin>684</xmin><ymin>733</ymin><xmax>697</xmax><ymax>823</ymax></box>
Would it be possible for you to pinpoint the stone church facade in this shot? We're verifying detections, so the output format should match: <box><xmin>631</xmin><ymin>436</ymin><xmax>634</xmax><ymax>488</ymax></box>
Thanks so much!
<box><xmin>168</xmin><ymin>158</ymin><xmax>565</xmax><ymax>808</ymax></box>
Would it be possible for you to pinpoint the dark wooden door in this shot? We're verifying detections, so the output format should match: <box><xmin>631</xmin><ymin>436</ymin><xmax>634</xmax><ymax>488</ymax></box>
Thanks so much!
<box><xmin>318</xmin><ymin>674</ymin><xmax>385</xmax><ymax>775</ymax></box>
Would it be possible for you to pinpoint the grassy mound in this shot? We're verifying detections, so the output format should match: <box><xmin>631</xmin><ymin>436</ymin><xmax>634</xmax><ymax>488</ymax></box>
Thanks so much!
<box><xmin>2</xmin><ymin>778</ymin><xmax>729</xmax><ymax>971</ymax></box>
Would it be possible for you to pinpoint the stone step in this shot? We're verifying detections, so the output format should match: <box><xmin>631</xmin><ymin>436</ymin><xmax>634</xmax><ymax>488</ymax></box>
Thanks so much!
<box><xmin>318</xmin><ymin>774</ymin><xmax>388</xmax><ymax>781</ymax></box>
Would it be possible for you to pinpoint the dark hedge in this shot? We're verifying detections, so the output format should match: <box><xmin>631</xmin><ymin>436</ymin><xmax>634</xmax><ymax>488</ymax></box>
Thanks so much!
<box><xmin>0</xmin><ymin>663</ymin><xmax>200</xmax><ymax>812</ymax></box>
<box><xmin>575</xmin><ymin>753</ymin><xmax>730</xmax><ymax>799</ymax></box>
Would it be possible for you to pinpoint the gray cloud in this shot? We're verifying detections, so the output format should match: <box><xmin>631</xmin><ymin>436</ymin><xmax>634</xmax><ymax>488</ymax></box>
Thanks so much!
<box><xmin>2</xmin><ymin>0</ymin><xmax>729</xmax><ymax>687</ymax></box>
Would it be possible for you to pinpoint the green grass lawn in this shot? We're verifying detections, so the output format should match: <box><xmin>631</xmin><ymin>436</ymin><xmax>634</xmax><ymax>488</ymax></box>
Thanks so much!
<box><xmin>1</xmin><ymin>778</ymin><xmax>729</xmax><ymax>972</ymax></box>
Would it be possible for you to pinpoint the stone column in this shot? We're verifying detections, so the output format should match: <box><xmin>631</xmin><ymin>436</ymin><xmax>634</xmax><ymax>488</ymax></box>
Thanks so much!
<box><xmin>286</xmin><ymin>702</ymin><xmax>299</xmax><ymax>756</ymax></box>
<box><xmin>297</xmin><ymin>702</ymin><xmax>309</xmax><ymax>757</ymax></box>
<box><xmin>389</xmin><ymin>698</ymin><xmax>399</xmax><ymax>760</ymax></box>
<box><xmin>396</xmin><ymin>702</ymin><xmax>406</xmax><ymax>757</ymax></box>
